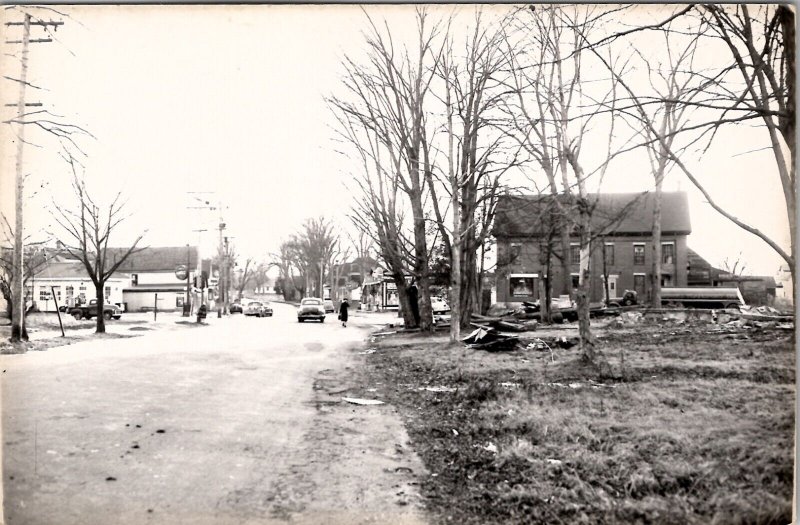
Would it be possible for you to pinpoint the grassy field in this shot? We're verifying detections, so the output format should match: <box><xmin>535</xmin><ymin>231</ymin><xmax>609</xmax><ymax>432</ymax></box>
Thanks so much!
<box><xmin>362</xmin><ymin>321</ymin><xmax>795</xmax><ymax>524</ymax></box>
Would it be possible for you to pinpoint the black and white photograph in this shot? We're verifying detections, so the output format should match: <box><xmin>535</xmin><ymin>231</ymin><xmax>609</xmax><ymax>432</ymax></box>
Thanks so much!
<box><xmin>0</xmin><ymin>4</ymin><xmax>795</xmax><ymax>524</ymax></box>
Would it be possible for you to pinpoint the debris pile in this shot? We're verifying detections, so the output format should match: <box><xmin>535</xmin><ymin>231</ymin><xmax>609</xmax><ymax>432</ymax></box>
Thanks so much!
<box><xmin>462</xmin><ymin>327</ymin><xmax>521</xmax><ymax>352</ymax></box>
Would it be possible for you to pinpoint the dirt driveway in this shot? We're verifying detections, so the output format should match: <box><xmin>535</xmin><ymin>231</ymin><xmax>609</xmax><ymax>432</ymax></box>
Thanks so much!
<box><xmin>2</xmin><ymin>303</ymin><xmax>427</xmax><ymax>525</ymax></box>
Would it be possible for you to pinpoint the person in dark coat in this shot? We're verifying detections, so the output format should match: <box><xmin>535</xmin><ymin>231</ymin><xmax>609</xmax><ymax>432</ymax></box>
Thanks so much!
<box><xmin>339</xmin><ymin>298</ymin><xmax>350</xmax><ymax>327</ymax></box>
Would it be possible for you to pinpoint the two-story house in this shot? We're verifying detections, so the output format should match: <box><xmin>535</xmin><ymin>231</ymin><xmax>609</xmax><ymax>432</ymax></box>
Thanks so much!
<box><xmin>493</xmin><ymin>192</ymin><xmax>691</xmax><ymax>304</ymax></box>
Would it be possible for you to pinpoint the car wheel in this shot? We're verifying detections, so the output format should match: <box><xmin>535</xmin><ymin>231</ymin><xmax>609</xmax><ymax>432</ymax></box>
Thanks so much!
<box><xmin>298</xmin><ymin>318</ymin><xmax>303</xmax><ymax>323</ymax></box>
<box><xmin>72</xmin><ymin>311</ymin><xmax>83</xmax><ymax>320</ymax></box>
<box><xmin>103</xmin><ymin>311</ymin><xmax>112</xmax><ymax>320</ymax></box>
<box><xmin>321</xmin><ymin>317</ymin><xmax>325</xmax><ymax>323</ymax></box>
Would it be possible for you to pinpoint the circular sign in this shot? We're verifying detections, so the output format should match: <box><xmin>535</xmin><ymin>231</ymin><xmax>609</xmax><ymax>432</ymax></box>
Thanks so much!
<box><xmin>175</xmin><ymin>264</ymin><xmax>188</xmax><ymax>280</ymax></box>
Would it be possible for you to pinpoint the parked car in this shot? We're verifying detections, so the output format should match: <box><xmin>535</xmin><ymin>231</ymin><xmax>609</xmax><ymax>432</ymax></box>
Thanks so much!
<box><xmin>244</xmin><ymin>301</ymin><xmax>268</xmax><ymax>317</ymax></box>
<box><xmin>69</xmin><ymin>299</ymin><xmax>122</xmax><ymax>321</ymax></box>
<box><xmin>430</xmin><ymin>298</ymin><xmax>450</xmax><ymax>314</ymax></box>
<box><xmin>297</xmin><ymin>298</ymin><xmax>326</xmax><ymax>323</ymax></box>
<box><xmin>229</xmin><ymin>301</ymin><xmax>243</xmax><ymax>314</ymax></box>
<box><xmin>323</xmin><ymin>299</ymin><xmax>335</xmax><ymax>313</ymax></box>
<box><xmin>261</xmin><ymin>302</ymin><xmax>273</xmax><ymax>316</ymax></box>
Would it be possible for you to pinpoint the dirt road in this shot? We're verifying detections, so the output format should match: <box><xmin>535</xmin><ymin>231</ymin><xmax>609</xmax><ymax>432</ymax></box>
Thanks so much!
<box><xmin>2</xmin><ymin>303</ymin><xmax>426</xmax><ymax>525</ymax></box>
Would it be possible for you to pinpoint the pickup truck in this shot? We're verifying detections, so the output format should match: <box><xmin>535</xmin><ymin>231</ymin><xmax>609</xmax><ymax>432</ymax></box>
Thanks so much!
<box><xmin>69</xmin><ymin>299</ymin><xmax>122</xmax><ymax>321</ymax></box>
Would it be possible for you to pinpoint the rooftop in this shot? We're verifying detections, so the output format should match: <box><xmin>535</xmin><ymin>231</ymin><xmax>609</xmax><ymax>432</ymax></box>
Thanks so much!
<box><xmin>493</xmin><ymin>192</ymin><xmax>691</xmax><ymax>238</ymax></box>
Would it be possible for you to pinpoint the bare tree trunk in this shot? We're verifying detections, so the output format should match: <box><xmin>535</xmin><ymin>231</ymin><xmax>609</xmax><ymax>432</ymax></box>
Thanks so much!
<box><xmin>650</xmin><ymin>180</ymin><xmax>663</xmax><ymax>308</ymax></box>
<box><xmin>602</xmin><ymin>239</ymin><xmax>611</xmax><ymax>306</ymax></box>
<box><xmin>95</xmin><ymin>283</ymin><xmax>106</xmax><ymax>334</ymax></box>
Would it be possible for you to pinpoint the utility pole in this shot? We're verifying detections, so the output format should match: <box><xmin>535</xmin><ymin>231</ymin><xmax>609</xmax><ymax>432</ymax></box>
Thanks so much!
<box><xmin>10</xmin><ymin>13</ymin><xmax>31</xmax><ymax>341</ymax></box>
<box><xmin>186</xmin><ymin>191</ymin><xmax>216</xmax><ymax>314</ymax></box>
<box><xmin>6</xmin><ymin>13</ymin><xmax>62</xmax><ymax>341</ymax></box>
<box><xmin>223</xmin><ymin>236</ymin><xmax>230</xmax><ymax>315</ymax></box>
<box><xmin>183</xmin><ymin>243</ymin><xmax>191</xmax><ymax>317</ymax></box>
<box><xmin>218</xmin><ymin>217</ymin><xmax>225</xmax><ymax>318</ymax></box>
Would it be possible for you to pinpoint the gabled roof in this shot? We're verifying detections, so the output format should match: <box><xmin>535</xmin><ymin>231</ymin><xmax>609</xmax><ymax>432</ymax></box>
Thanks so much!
<box><xmin>109</xmin><ymin>246</ymin><xmax>198</xmax><ymax>273</ymax></box>
<box><xmin>493</xmin><ymin>192</ymin><xmax>691</xmax><ymax>237</ymax></box>
<box><xmin>33</xmin><ymin>261</ymin><xmax>128</xmax><ymax>281</ymax></box>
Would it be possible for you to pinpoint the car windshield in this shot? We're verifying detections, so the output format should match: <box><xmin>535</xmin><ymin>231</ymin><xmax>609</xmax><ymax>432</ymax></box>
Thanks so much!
<box><xmin>302</xmin><ymin>299</ymin><xmax>321</xmax><ymax>305</ymax></box>
<box><xmin>248</xmin><ymin>302</ymin><xmax>261</xmax><ymax>307</ymax></box>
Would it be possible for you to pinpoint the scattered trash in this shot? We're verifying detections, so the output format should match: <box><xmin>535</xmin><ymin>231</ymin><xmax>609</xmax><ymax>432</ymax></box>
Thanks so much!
<box><xmin>155</xmin><ymin>429</ymin><xmax>166</xmax><ymax>434</ymax></box>
<box><xmin>527</xmin><ymin>338</ymin><xmax>551</xmax><ymax>351</ymax></box>
<box><xmin>452</xmin><ymin>429</ymin><xmax>459</xmax><ymax>436</ymax></box>
<box><xmin>619</xmin><ymin>311</ymin><xmax>644</xmax><ymax>324</ymax></box>
<box><xmin>342</xmin><ymin>397</ymin><xmax>385</xmax><ymax>406</ymax></box>
<box><xmin>483</xmin><ymin>443</ymin><xmax>498</xmax><ymax>454</ymax></box>
<box><xmin>359</xmin><ymin>348</ymin><xmax>377</xmax><ymax>355</ymax></box>
<box><xmin>499</xmin><ymin>382</ymin><xmax>520</xmax><ymax>389</ymax></box>
<box><xmin>546</xmin><ymin>458</ymin><xmax>563</xmax><ymax>466</ymax></box>
<box><xmin>105</xmin><ymin>476</ymin><xmax>117</xmax><ymax>482</ymax></box>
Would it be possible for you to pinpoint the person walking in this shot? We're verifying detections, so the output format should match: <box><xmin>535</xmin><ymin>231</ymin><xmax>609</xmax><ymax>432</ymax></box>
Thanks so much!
<box><xmin>339</xmin><ymin>298</ymin><xmax>350</xmax><ymax>327</ymax></box>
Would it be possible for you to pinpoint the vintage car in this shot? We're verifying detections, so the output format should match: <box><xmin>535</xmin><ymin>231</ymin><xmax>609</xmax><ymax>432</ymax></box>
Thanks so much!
<box><xmin>244</xmin><ymin>301</ymin><xmax>269</xmax><ymax>317</ymax></box>
<box><xmin>297</xmin><ymin>298</ymin><xmax>326</xmax><ymax>323</ymax></box>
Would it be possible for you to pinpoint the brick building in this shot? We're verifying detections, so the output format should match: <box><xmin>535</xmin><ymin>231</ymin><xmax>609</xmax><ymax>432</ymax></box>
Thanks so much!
<box><xmin>493</xmin><ymin>192</ymin><xmax>691</xmax><ymax>304</ymax></box>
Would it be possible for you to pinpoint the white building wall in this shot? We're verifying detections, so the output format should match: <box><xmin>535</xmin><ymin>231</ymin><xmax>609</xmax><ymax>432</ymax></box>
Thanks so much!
<box><xmin>32</xmin><ymin>279</ymin><xmax>126</xmax><ymax>313</ymax></box>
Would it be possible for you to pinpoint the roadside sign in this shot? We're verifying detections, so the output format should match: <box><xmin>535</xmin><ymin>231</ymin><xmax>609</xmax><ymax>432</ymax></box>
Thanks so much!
<box><xmin>175</xmin><ymin>264</ymin><xmax>188</xmax><ymax>280</ymax></box>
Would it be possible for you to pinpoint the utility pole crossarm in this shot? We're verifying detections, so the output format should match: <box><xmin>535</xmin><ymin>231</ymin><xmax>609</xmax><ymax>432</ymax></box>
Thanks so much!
<box><xmin>5</xmin><ymin>20</ymin><xmax>64</xmax><ymax>27</ymax></box>
<box><xmin>6</xmin><ymin>38</ymin><xmax>52</xmax><ymax>44</ymax></box>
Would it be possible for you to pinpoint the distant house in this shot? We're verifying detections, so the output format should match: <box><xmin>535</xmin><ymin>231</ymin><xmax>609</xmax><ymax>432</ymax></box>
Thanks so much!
<box><xmin>687</xmin><ymin>247</ymin><xmax>781</xmax><ymax>305</ymax></box>
<box><xmin>29</xmin><ymin>258</ymin><xmax>128</xmax><ymax>313</ymax></box>
<box><xmin>493</xmin><ymin>192</ymin><xmax>692</xmax><ymax>304</ymax></box>
<box><xmin>113</xmin><ymin>246</ymin><xmax>199</xmax><ymax>312</ymax></box>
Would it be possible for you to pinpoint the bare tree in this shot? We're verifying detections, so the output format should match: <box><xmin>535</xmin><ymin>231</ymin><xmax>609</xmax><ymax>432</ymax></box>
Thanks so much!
<box><xmin>431</xmin><ymin>11</ymin><xmax>520</xmax><ymax>340</ymax></box>
<box><xmin>270</xmin><ymin>241</ymin><xmax>302</xmax><ymax>301</ymax></box>
<box><xmin>0</xmin><ymin>237</ymin><xmax>51</xmax><ymax>339</ymax></box>
<box><xmin>50</xmin><ymin>159</ymin><xmax>146</xmax><ymax>334</ymax></box>
<box><xmin>234</xmin><ymin>255</ymin><xmax>254</xmax><ymax>301</ymax></box>
<box><xmin>699</xmin><ymin>5</ymin><xmax>795</xmax><ymax>280</ymax></box>
<box><xmin>578</xmin><ymin>5</ymin><xmax>794</xmax><ymax>304</ymax></box>
<box><xmin>251</xmin><ymin>262</ymin><xmax>270</xmax><ymax>295</ymax></box>
<box><xmin>722</xmin><ymin>252</ymin><xmax>748</xmax><ymax>277</ymax></box>
<box><xmin>330</xmin><ymin>8</ymin><xmax>442</xmax><ymax>330</ymax></box>
<box><xmin>296</xmin><ymin>217</ymin><xmax>339</xmax><ymax>299</ymax></box>
<box><xmin>503</xmin><ymin>6</ymin><xmax>624</xmax><ymax>365</ymax></box>
<box><xmin>587</xmin><ymin>5</ymin><xmax>795</xmax><ymax>291</ymax></box>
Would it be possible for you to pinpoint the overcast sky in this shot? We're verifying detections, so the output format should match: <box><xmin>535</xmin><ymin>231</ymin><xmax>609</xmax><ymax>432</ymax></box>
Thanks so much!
<box><xmin>0</xmin><ymin>4</ymin><xmax>791</xmax><ymax>278</ymax></box>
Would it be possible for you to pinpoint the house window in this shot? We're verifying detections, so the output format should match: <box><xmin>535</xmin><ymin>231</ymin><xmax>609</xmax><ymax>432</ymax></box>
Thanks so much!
<box><xmin>176</xmin><ymin>295</ymin><xmax>184</xmax><ymax>308</ymax></box>
<box><xmin>662</xmin><ymin>243</ymin><xmax>675</xmax><ymax>265</ymax></box>
<box><xmin>131</xmin><ymin>274</ymin><xmax>139</xmax><ymax>286</ymax></box>
<box><xmin>104</xmin><ymin>286</ymin><xmax>111</xmax><ymax>300</ymax></box>
<box><xmin>65</xmin><ymin>285</ymin><xmax>74</xmax><ymax>299</ymax></box>
<box><xmin>571</xmin><ymin>274</ymin><xmax>580</xmax><ymax>289</ymax></box>
<box><xmin>509</xmin><ymin>243</ymin><xmax>522</xmax><ymax>263</ymax></box>
<box><xmin>39</xmin><ymin>289</ymin><xmax>50</xmax><ymax>302</ymax></box>
<box><xmin>570</xmin><ymin>244</ymin><xmax>581</xmax><ymax>265</ymax></box>
<box><xmin>633</xmin><ymin>244</ymin><xmax>645</xmax><ymax>265</ymax></box>
<box><xmin>661</xmin><ymin>274</ymin><xmax>673</xmax><ymax>287</ymax></box>
<box><xmin>604</xmin><ymin>243</ymin><xmax>615</xmax><ymax>266</ymax></box>
<box><xmin>509</xmin><ymin>274</ymin><xmax>538</xmax><ymax>298</ymax></box>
